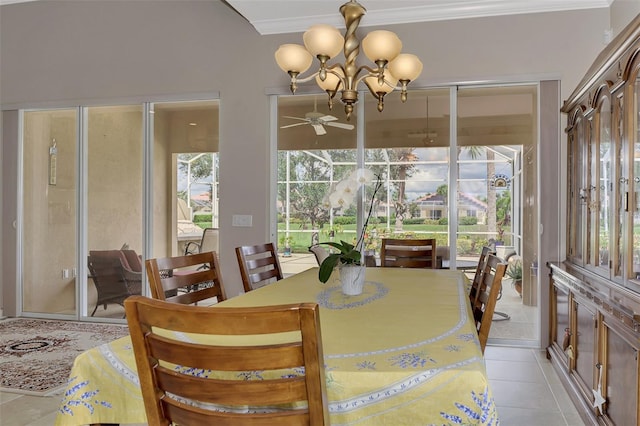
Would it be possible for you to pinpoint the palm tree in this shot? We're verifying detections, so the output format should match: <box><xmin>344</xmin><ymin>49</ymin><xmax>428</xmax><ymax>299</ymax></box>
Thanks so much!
<box><xmin>393</xmin><ymin>149</ymin><xmax>418</xmax><ymax>232</ymax></box>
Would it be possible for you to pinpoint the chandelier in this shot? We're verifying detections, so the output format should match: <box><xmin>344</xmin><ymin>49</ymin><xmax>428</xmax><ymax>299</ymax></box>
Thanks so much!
<box><xmin>274</xmin><ymin>0</ymin><xmax>423</xmax><ymax>120</ymax></box>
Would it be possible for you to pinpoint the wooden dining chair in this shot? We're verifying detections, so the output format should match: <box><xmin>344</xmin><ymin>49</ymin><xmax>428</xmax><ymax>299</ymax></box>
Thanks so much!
<box><xmin>471</xmin><ymin>254</ymin><xmax>507</xmax><ymax>353</ymax></box>
<box><xmin>124</xmin><ymin>296</ymin><xmax>330</xmax><ymax>425</ymax></box>
<box><xmin>145</xmin><ymin>251</ymin><xmax>226</xmax><ymax>305</ymax></box>
<box><xmin>379</xmin><ymin>238</ymin><xmax>437</xmax><ymax>268</ymax></box>
<box><xmin>236</xmin><ymin>243</ymin><xmax>283</xmax><ymax>292</ymax></box>
<box><xmin>468</xmin><ymin>246</ymin><xmax>495</xmax><ymax>306</ymax></box>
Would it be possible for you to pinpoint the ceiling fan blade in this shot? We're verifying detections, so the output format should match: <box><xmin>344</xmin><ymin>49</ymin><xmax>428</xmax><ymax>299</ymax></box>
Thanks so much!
<box><xmin>280</xmin><ymin>122</ymin><xmax>310</xmax><ymax>129</ymax></box>
<box><xmin>312</xmin><ymin>123</ymin><xmax>327</xmax><ymax>136</ymax></box>
<box><xmin>319</xmin><ymin>115</ymin><xmax>338</xmax><ymax>122</ymax></box>
<box><xmin>325</xmin><ymin>122</ymin><xmax>355</xmax><ymax>130</ymax></box>
<box><xmin>282</xmin><ymin>116</ymin><xmax>309</xmax><ymax>122</ymax></box>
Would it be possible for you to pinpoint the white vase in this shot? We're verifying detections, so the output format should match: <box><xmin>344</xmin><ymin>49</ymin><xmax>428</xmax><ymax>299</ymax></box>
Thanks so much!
<box><xmin>340</xmin><ymin>264</ymin><xmax>365</xmax><ymax>296</ymax></box>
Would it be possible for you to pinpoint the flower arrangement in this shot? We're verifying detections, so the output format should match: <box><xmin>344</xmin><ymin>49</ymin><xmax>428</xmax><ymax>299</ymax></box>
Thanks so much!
<box><xmin>318</xmin><ymin>169</ymin><xmax>383</xmax><ymax>283</ymax></box>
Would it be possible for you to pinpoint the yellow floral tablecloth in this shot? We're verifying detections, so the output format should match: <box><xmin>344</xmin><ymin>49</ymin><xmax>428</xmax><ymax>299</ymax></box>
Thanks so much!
<box><xmin>54</xmin><ymin>267</ymin><xmax>499</xmax><ymax>425</ymax></box>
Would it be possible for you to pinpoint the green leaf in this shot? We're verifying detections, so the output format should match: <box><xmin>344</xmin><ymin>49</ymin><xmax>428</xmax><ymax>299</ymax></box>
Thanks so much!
<box><xmin>318</xmin><ymin>254</ymin><xmax>341</xmax><ymax>283</ymax></box>
<box><xmin>321</xmin><ymin>241</ymin><xmax>347</xmax><ymax>251</ymax></box>
<box><xmin>338</xmin><ymin>240</ymin><xmax>355</xmax><ymax>252</ymax></box>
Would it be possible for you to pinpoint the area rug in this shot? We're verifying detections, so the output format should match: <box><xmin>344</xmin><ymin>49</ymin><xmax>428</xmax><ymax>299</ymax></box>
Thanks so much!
<box><xmin>0</xmin><ymin>318</ymin><xmax>129</xmax><ymax>396</ymax></box>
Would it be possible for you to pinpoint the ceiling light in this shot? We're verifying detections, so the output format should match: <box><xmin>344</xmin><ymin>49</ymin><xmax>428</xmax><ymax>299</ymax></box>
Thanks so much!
<box><xmin>274</xmin><ymin>0</ymin><xmax>423</xmax><ymax>120</ymax></box>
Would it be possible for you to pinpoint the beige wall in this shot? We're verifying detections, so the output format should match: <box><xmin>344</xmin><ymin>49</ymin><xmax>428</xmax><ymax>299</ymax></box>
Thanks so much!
<box><xmin>0</xmin><ymin>0</ymin><xmax>622</xmax><ymax>307</ymax></box>
<box><xmin>611</xmin><ymin>1</ymin><xmax>640</xmax><ymax>36</ymax></box>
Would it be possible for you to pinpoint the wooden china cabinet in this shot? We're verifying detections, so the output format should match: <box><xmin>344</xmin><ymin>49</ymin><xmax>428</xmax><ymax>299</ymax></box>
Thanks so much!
<box><xmin>549</xmin><ymin>14</ymin><xmax>640</xmax><ymax>425</ymax></box>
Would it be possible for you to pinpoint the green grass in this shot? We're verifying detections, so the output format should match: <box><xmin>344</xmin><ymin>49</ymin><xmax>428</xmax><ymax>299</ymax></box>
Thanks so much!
<box><xmin>277</xmin><ymin>223</ymin><xmax>511</xmax><ymax>255</ymax></box>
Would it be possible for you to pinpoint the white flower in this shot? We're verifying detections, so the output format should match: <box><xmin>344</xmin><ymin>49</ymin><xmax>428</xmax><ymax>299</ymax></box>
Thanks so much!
<box><xmin>329</xmin><ymin>189</ymin><xmax>354</xmax><ymax>209</ymax></box>
<box><xmin>349</xmin><ymin>168</ymin><xmax>374</xmax><ymax>186</ymax></box>
<box><xmin>335</xmin><ymin>178</ymin><xmax>358</xmax><ymax>197</ymax></box>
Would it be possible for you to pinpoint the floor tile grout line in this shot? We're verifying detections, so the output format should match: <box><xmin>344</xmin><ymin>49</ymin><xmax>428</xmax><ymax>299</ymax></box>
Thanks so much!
<box><xmin>531</xmin><ymin>348</ymin><xmax>573</xmax><ymax>426</ymax></box>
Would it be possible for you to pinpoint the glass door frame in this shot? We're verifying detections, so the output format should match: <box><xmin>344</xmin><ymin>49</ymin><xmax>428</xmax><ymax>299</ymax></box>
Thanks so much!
<box><xmin>16</xmin><ymin>93</ymin><xmax>219</xmax><ymax>322</ymax></box>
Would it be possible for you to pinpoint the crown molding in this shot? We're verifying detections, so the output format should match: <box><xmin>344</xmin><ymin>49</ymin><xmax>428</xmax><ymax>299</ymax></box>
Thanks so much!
<box><xmin>231</xmin><ymin>0</ymin><xmax>612</xmax><ymax>35</ymax></box>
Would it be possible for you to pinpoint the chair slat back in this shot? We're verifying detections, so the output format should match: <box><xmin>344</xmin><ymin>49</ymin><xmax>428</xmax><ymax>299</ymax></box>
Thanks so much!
<box><xmin>145</xmin><ymin>251</ymin><xmax>226</xmax><ymax>305</ymax></box>
<box><xmin>236</xmin><ymin>243</ymin><xmax>283</xmax><ymax>292</ymax></box>
<box><xmin>469</xmin><ymin>246</ymin><xmax>495</xmax><ymax>306</ymax></box>
<box><xmin>125</xmin><ymin>296</ymin><xmax>329</xmax><ymax>426</ymax></box>
<box><xmin>380</xmin><ymin>238</ymin><xmax>437</xmax><ymax>269</ymax></box>
<box><xmin>471</xmin><ymin>254</ymin><xmax>507</xmax><ymax>353</ymax></box>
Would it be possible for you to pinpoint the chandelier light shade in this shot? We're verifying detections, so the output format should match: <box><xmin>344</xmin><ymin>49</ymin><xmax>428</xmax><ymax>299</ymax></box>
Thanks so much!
<box><xmin>274</xmin><ymin>44</ymin><xmax>313</xmax><ymax>74</ymax></box>
<box><xmin>361</xmin><ymin>30</ymin><xmax>402</xmax><ymax>62</ymax></box>
<box><xmin>303</xmin><ymin>24</ymin><xmax>344</xmax><ymax>59</ymax></box>
<box><xmin>316</xmin><ymin>67</ymin><xmax>344</xmax><ymax>92</ymax></box>
<box><xmin>274</xmin><ymin>0</ymin><xmax>423</xmax><ymax>120</ymax></box>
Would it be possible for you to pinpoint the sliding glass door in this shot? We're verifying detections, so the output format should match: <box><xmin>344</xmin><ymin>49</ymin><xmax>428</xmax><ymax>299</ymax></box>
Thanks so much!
<box><xmin>19</xmin><ymin>98</ymin><xmax>219</xmax><ymax>321</ymax></box>
<box><xmin>22</xmin><ymin>109</ymin><xmax>78</xmax><ymax>316</ymax></box>
<box><xmin>150</xmin><ymin>100</ymin><xmax>220</xmax><ymax>260</ymax></box>
<box><xmin>86</xmin><ymin>105</ymin><xmax>143</xmax><ymax>318</ymax></box>
<box><xmin>275</xmin><ymin>83</ymin><xmax>540</xmax><ymax>345</ymax></box>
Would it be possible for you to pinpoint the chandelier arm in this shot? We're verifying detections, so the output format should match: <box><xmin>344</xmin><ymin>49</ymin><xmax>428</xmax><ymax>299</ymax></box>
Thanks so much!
<box><xmin>352</xmin><ymin>65</ymin><xmax>379</xmax><ymax>88</ymax></box>
<box><xmin>324</xmin><ymin>65</ymin><xmax>347</xmax><ymax>86</ymax></box>
<box><xmin>293</xmin><ymin>71</ymin><xmax>321</xmax><ymax>85</ymax></box>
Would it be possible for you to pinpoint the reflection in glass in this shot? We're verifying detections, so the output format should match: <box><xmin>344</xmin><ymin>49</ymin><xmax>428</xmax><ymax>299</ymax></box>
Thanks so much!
<box><xmin>598</xmin><ymin>96</ymin><xmax>611</xmax><ymax>268</ymax></box>
<box><xmin>634</xmin><ymin>80</ymin><xmax>640</xmax><ymax>280</ymax></box>
<box><xmin>615</xmin><ymin>96</ymin><xmax>624</xmax><ymax>278</ymax></box>
<box><xmin>87</xmin><ymin>105</ymin><xmax>143</xmax><ymax>318</ymax></box>
<box><xmin>575</xmin><ymin>118</ymin><xmax>585</xmax><ymax>262</ymax></box>
<box><xmin>22</xmin><ymin>109</ymin><xmax>77</xmax><ymax>315</ymax></box>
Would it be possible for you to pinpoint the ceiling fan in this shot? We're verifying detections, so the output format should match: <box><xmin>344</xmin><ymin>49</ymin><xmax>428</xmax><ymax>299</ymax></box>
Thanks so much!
<box><xmin>280</xmin><ymin>98</ymin><xmax>354</xmax><ymax>136</ymax></box>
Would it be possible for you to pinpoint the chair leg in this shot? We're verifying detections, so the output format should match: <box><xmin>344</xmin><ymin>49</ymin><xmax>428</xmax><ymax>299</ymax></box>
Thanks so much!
<box><xmin>492</xmin><ymin>311</ymin><xmax>511</xmax><ymax>321</ymax></box>
<box><xmin>91</xmin><ymin>303</ymin><xmax>99</xmax><ymax>316</ymax></box>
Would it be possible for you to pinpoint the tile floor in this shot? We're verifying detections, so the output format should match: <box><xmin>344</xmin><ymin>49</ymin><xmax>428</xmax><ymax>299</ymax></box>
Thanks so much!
<box><xmin>484</xmin><ymin>346</ymin><xmax>585</xmax><ymax>425</ymax></box>
<box><xmin>0</xmin><ymin>347</ymin><xmax>586</xmax><ymax>425</ymax></box>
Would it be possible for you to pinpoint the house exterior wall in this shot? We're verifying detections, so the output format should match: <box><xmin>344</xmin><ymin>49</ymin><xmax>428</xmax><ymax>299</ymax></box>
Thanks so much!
<box><xmin>0</xmin><ymin>0</ymin><xmax>626</xmax><ymax>312</ymax></box>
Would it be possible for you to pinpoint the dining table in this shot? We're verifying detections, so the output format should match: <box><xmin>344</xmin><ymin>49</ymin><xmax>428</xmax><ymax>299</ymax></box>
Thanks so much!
<box><xmin>54</xmin><ymin>266</ymin><xmax>499</xmax><ymax>425</ymax></box>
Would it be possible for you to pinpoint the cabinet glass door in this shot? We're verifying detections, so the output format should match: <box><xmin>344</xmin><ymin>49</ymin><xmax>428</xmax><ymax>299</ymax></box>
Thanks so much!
<box><xmin>632</xmin><ymin>79</ymin><xmax>640</xmax><ymax>285</ymax></box>
<box><xmin>597</xmin><ymin>95</ymin><xmax>612</xmax><ymax>274</ymax></box>
<box><xmin>613</xmin><ymin>95</ymin><xmax>625</xmax><ymax>281</ymax></box>
<box><xmin>569</xmin><ymin>114</ymin><xmax>586</xmax><ymax>265</ymax></box>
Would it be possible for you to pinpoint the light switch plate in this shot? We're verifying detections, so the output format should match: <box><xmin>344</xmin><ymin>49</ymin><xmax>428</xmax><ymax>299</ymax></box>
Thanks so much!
<box><xmin>232</xmin><ymin>214</ymin><xmax>253</xmax><ymax>227</ymax></box>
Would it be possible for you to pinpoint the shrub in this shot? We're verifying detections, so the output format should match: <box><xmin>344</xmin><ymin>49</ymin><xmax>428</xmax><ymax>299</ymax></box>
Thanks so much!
<box><xmin>459</xmin><ymin>217</ymin><xmax>478</xmax><ymax>226</ymax></box>
<box><xmin>402</xmin><ymin>218</ymin><xmax>427</xmax><ymax>225</ymax></box>
<box><xmin>334</xmin><ymin>216</ymin><xmax>357</xmax><ymax>225</ymax></box>
<box><xmin>193</xmin><ymin>213</ymin><xmax>212</xmax><ymax>223</ymax></box>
